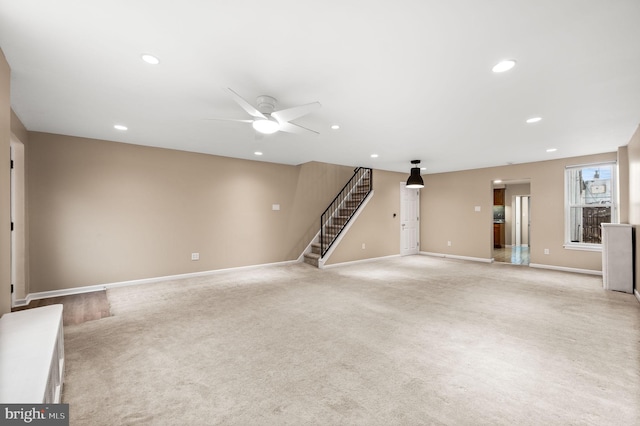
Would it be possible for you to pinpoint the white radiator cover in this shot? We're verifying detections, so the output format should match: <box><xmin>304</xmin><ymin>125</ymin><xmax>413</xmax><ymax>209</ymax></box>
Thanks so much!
<box><xmin>601</xmin><ymin>223</ymin><xmax>633</xmax><ymax>294</ymax></box>
<box><xmin>0</xmin><ymin>304</ymin><xmax>65</xmax><ymax>403</ymax></box>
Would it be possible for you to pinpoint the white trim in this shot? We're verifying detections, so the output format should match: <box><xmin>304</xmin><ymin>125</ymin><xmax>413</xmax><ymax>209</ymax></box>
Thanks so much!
<box><xmin>11</xmin><ymin>299</ymin><xmax>30</xmax><ymax>307</ymax></box>
<box><xmin>635</xmin><ymin>289</ymin><xmax>640</xmax><ymax>305</ymax></box>
<box><xmin>564</xmin><ymin>160</ymin><xmax>617</xmax><ymax>169</ymax></box>
<box><xmin>529</xmin><ymin>263</ymin><xmax>602</xmax><ymax>276</ymax></box>
<box><xmin>17</xmin><ymin>259</ymin><xmax>300</xmax><ymax>304</ymax></box>
<box><xmin>419</xmin><ymin>251</ymin><xmax>493</xmax><ymax>263</ymax></box>
<box><xmin>321</xmin><ymin>254</ymin><xmax>401</xmax><ymax>269</ymax></box>
<box><xmin>563</xmin><ymin>243</ymin><xmax>602</xmax><ymax>252</ymax></box>
<box><xmin>318</xmin><ymin>190</ymin><xmax>374</xmax><ymax>268</ymax></box>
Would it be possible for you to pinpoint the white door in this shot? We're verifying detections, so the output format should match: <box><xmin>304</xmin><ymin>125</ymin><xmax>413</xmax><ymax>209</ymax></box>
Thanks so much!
<box><xmin>400</xmin><ymin>183</ymin><xmax>420</xmax><ymax>255</ymax></box>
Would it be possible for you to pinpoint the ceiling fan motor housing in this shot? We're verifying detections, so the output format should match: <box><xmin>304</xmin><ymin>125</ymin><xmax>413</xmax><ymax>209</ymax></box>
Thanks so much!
<box><xmin>256</xmin><ymin>95</ymin><xmax>277</xmax><ymax>114</ymax></box>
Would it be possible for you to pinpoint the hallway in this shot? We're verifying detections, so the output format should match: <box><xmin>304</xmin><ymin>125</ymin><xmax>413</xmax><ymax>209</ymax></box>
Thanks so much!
<box><xmin>493</xmin><ymin>245</ymin><xmax>530</xmax><ymax>265</ymax></box>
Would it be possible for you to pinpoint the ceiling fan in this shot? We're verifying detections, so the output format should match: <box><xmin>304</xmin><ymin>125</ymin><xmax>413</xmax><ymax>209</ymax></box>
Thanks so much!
<box><xmin>210</xmin><ymin>88</ymin><xmax>321</xmax><ymax>135</ymax></box>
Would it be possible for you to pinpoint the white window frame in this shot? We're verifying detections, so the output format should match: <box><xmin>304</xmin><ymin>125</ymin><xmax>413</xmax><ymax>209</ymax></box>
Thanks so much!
<box><xmin>564</xmin><ymin>161</ymin><xmax>618</xmax><ymax>251</ymax></box>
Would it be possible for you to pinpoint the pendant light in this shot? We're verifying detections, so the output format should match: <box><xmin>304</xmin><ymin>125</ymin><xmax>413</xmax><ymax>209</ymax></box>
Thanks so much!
<box><xmin>406</xmin><ymin>160</ymin><xmax>424</xmax><ymax>189</ymax></box>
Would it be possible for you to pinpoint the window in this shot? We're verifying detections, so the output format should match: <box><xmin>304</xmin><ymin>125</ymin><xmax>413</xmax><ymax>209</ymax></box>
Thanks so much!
<box><xmin>565</xmin><ymin>162</ymin><xmax>617</xmax><ymax>249</ymax></box>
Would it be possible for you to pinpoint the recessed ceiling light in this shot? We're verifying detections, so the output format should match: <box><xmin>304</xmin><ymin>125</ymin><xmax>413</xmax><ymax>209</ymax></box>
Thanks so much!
<box><xmin>492</xmin><ymin>59</ymin><xmax>516</xmax><ymax>73</ymax></box>
<box><xmin>254</xmin><ymin>151</ymin><xmax>263</xmax><ymax>156</ymax></box>
<box><xmin>421</xmin><ymin>167</ymin><xmax>427</xmax><ymax>171</ymax></box>
<box><xmin>546</xmin><ymin>148</ymin><xmax>557</xmax><ymax>153</ymax></box>
<box><xmin>331</xmin><ymin>124</ymin><xmax>340</xmax><ymax>130</ymax></box>
<box><xmin>141</xmin><ymin>54</ymin><xmax>160</xmax><ymax>65</ymax></box>
<box><xmin>370</xmin><ymin>154</ymin><xmax>379</xmax><ymax>158</ymax></box>
<box><xmin>526</xmin><ymin>117</ymin><xmax>542</xmax><ymax>124</ymax></box>
<box><xmin>114</xmin><ymin>124</ymin><xmax>128</xmax><ymax>131</ymax></box>
<box><xmin>494</xmin><ymin>180</ymin><xmax>502</xmax><ymax>183</ymax></box>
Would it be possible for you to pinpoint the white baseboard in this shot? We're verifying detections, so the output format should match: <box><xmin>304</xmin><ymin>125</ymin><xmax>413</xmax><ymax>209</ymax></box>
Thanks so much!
<box><xmin>635</xmin><ymin>289</ymin><xmax>640</xmax><ymax>304</ymax></box>
<box><xmin>17</xmin><ymin>259</ymin><xmax>301</xmax><ymax>305</ymax></box>
<box><xmin>419</xmin><ymin>251</ymin><xmax>492</xmax><ymax>263</ymax></box>
<box><xmin>529</xmin><ymin>263</ymin><xmax>602</xmax><ymax>276</ymax></box>
<box><xmin>321</xmin><ymin>254</ymin><xmax>401</xmax><ymax>269</ymax></box>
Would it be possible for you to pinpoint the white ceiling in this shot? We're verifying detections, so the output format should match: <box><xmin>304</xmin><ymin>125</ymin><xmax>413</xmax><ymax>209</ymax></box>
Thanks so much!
<box><xmin>1</xmin><ymin>1</ymin><xmax>639</xmax><ymax>173</ymax></box>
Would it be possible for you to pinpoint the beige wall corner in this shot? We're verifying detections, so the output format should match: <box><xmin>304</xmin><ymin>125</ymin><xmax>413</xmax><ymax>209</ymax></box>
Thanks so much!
<box><xmin>0</xmin><ymin>48</ymin><xmax>11</xmax><ymax>315</ymax></box>
<box><xmin>284</xmin><ymin>162</ymin><xmax>355</xmax><ymax>259</ymax></box>
<box><xmin>10</xmin><ymin>109</ymin><xmax>28</xmax><ymax>143</ymax></box>
<box><xmin>618</xmin><ymin>145</ymin><xmax>629</xmax><ymax>224</ymax></box>
<box><xmin>626</xmin><ymin>125</ymin><xmax>640</xmax><ymax>291</ymax></box>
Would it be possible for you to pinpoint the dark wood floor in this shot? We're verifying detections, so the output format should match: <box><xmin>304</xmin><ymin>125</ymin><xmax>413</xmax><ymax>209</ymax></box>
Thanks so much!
<box><xmin>12</xmin><ymin>291</ymin><xmax>111</xmax><ymax>326</ymax></box>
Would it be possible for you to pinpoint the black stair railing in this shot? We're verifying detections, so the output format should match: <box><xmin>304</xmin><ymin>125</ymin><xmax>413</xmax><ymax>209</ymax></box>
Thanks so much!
<box><xmin>320</xmin><ymin>167</ymin><xmax>372</xmax><ymax>257</ymax></box>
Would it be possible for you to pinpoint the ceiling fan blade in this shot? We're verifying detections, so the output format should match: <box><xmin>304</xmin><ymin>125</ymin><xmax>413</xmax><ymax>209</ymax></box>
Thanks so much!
<box><xmin>278</xmin><ymin>121</ymin><xmax>319</xmax><ymax>135</ymax></box>
<box><xmin>271</xmin><ymin>101</ymin><xmax>321</xmax><ymax>124</ymax></box>
<box><xmin>228</xmin><ymin>88</ymin><xmax>266</xmax><ymax>119</ymax></box>
<box><xmin>204</xmin><ymin>117</ymin><xmax>253</xmax><ymax>123</ymax></box>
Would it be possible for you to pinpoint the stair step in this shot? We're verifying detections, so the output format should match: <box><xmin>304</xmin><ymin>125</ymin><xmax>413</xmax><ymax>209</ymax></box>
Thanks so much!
<box><xmin>321</xmin><ymin>235</ymin><xmax>337</xmax><ymax>245</ymax></box>
<box><xmin>303</xmin><ymin>252</ymin><xmax>320</xmax><ymax>267</ymax></box>
<box><xmin>331</xmin><ymin>217</ymin><xmax>349</xmax><ymax>226</ymax></box>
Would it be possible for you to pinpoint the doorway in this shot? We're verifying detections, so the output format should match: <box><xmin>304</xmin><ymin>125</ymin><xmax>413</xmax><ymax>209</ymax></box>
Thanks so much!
<box><xmin>10</xmin><ymin>137</ymin><xmax>27</xmax><ymax>306</ymax></box>
<box><xmin>492</xmin><ymin>180</ymin><xmax>530</xmax><ymax>265</ymax></box>
<box><xmin>400</xmin><ymin>183</ymin><xmax>420</xmax><ymax>256</ymax></box>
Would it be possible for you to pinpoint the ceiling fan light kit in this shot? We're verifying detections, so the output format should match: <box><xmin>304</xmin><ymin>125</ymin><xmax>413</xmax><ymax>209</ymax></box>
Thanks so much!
<box><xmin>252</xmin><ymin>118</ymin><xmax>280</xmax><ymax>134</ymax></box>
<box><xmin>210</xmin><ymin>88</ymin><xmax>322</xmax><ymax>136</ymax></box>
<box><xmin>406</xmin><ymin>160</ymin><xmax>425</xmax><ymax>189</ymax></box>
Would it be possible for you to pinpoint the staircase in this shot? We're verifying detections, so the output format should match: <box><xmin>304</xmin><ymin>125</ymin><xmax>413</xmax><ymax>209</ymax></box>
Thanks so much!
<box><xmin>304</xmin><ymin>168</ymin><xmax>372</xmax><ymax>267</ymax></box>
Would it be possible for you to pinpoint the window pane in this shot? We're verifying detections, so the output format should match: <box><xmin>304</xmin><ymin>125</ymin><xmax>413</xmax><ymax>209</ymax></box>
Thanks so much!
<box><xmin>568</xmin><ymin>206</ymin><xmax>611</xmax><ymax>243</ymax></box>
<box><xmin>567</xmin><ymin>165</ymin><xmax>612</xmax><ymax>206</ymax></box>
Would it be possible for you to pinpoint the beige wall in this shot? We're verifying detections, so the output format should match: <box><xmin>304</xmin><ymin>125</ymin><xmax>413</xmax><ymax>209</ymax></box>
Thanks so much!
<box><xmin>26</xmin><ymin>132</ymin><xmax>354</xmax><ymax>292</ymax></box>
<box><xmin>0</xmin><ymin>49</ymin><xmax>10</xmax><ymax>314</ymax></box>
<box><xmin>325</xmin><ymin>169</ymin><xmax>406</xmax><ymax>265</ymax></box>
<box><xmin>627</xmin><ymin>125</ymin><xmax>640</xmax><ymax>291</ymax></box>
<box><xmin>421</xmin><ymin>152</ymin><xmax>618</xmax><ymax>272</ymax></box>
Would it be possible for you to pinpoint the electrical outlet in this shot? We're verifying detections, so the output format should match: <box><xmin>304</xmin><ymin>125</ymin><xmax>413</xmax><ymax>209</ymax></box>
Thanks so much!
<box><xmin>362</xmin><ymin>243</ymin><xmax>366</xmax><ymax>249</ymax></box>
<box><xmin>447</xmin><ymin>241</ymin><xmax>452</xmax><ymax>247</ymax></box>
<box><xmin>191</xmin><ymin>252</ymin><xmax>200</xmax><ymax>261</ymax></box>
<box><xmin>544</xmin><ymin>249</ymin><xmax>549</xmax><ymax>255</ymax></box>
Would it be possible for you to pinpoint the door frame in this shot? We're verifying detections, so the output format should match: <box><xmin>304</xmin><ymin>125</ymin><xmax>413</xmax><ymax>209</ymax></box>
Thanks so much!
<box><xmin>400</xmin><ymin>182</ymin><xmax>420</xmax><ymax>256</ymax></box>
<box><xmin>10</xmin><ymin>136</ymin><xmax>27</xmax><ymax>306</ymax></box>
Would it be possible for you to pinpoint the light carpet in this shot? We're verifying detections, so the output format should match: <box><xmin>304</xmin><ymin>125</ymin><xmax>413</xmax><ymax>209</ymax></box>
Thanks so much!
<box><xmin>62</xmin><ymin>256</ymin><xmax>640</xmax><ymax>425</ymax></box>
